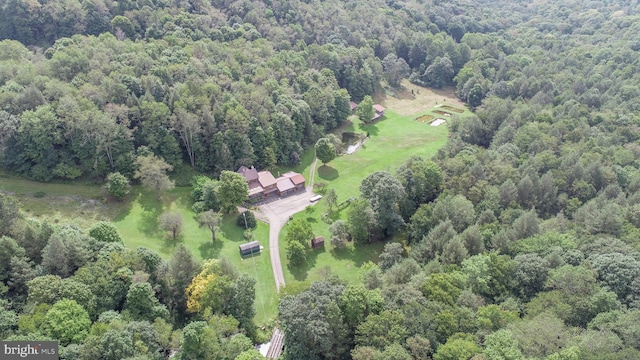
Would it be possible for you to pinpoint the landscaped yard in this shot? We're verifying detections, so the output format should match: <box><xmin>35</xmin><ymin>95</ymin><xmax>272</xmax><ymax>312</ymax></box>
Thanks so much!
<box><xmin>278</xmin><ymin>100</ymin><xmax>465</xmax><ymax>289</ymax></box>
<box><xmin>0</xmin><ymin>80</ymin><xmax>467</xmax><ymax>326</ymax></box>
<box><xmin>113</xmin><ymin>187</ymin><xmax>277</xmax><ymax>325</ymax></box>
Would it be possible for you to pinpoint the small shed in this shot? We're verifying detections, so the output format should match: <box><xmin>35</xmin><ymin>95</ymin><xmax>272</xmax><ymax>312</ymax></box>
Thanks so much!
<box><xmin>311</xmin><ymin>236</ymin><xmax>325</xmax><ymax>249</ymax></box>
<box><xmin>239</xmin><ymin>241</ymin><xmax>261</xmax><ymax>257</ymax></box>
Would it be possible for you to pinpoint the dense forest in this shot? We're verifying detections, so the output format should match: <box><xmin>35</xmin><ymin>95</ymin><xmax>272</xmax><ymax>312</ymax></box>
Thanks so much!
<box><xmin>2</xmin><ymin>0</ymin><xmax>640</xmax><ymax>359</ymax></box>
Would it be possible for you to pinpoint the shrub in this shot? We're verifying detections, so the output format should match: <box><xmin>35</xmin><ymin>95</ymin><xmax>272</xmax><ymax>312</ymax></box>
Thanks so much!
<box><xmin>105</xmin><ymin>172</ymin><xmax>130</xmax><ymax>200</ymax></box>
<box><xmin>237</xmin><ymin>211</ymin><xmax>257</xmax><ymax>229</ymax></box>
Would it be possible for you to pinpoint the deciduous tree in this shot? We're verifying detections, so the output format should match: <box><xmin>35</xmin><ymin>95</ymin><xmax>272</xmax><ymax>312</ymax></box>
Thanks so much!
<box><xmin>43</xmin><ymin>299</ymin><xmax>91</xmax><ymax>346</ymax></box>
<box><xmin>397</xmin><ymin>156</ymin><xmax>443</xmax><ymax>207</ymax></box>
<box><xmin>330</xmin><ymin>220</ymin><xmax>349</xmax><ymax>249</ymax></box>
<box><xmin>88</xmin><ymin>221</ymin><xmax>122</xmax><ymax>243</ymax></box>
<box><xmin>134</xmin><ymin>154</ymin><xmax>174</xmax><ymax>200</ymax></box>
<box><xmin>279</xmin><ymin>282</ymin><xmax>349</xmax><ymax>359</ymax></box>
<box><xmin>315</xmin><ymin>137</ymin><xmax>337</xmax><ymax>166</ymax></box>
<box><xmin>348</xmin><ymin>198</ymin><xmax>376</xmax><ymax>243</ymax></box>
<box><xmin>197</xmin><ymin>210</ymin><xmax>222</xmax><ymax>242</ymax></box>
<box><xmin>286</xmin><ymin>240</ymin><xmax>307</xmax><ymax>268</ymax></box>
<box><xmin>325</xmin><ymin>188</ymin><xmax>338</xmax><ymax>212</ymax></box>
<box><xmin>159</xmin><ymin>212</ymin><xmax>183</xmax><ymax>240</ymax></box>
<box><xmin>124</xmin><ymin>282</ymin><xmax>169</xmax><ymax>322</ymax></box>
<box><xmin>433</xmin><ymin>333</ymin><xmax>480</xmax><ymax>360</ymax></box>
<box><xmin>236</xmin><ymin>211</ymin><xmax>256</xmax><ymax>229</ymax></box>
<box><xmin>379</xmin><ymin>243</ymin><xmax>405</xmax><ymax>271</ymax></box>
<box><xmin>0</xmin><ymin>194</ymin><xmax>22</xmax><ymax>237</ymax></box>
<box><xmin>360</xmin><ymin>171</ymin><xmax>406</xmax><ymax>236</ymax></box>
<box><xmin>382</xmin><ymin>53</ymin><xmax>411</xmax><ymax>88</ymax></box>
<box><xmin>355</xmin><ymin>310</ymin><xmax>408</xmax><ymax>350</ymax></box>
<box><xmin>483</xmin><ymin>329</ymin><xmax>524</xmax><ymax>360</ymax></box>
<box><xmin>357</xmin><ymin>96</ymin><xmax>375</xmax><ymax>123</ymax></box>
<box><xmin>217</xmin><ymin>171</ymin><xmax>248</xmax><ymax>214</ymax></box>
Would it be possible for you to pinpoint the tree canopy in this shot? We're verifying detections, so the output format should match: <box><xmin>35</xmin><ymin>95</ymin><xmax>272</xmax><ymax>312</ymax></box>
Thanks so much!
<box><xmin>3</xmin><ymin>0</ymin><xmax>640</xmax><ymax>359</ymax></box>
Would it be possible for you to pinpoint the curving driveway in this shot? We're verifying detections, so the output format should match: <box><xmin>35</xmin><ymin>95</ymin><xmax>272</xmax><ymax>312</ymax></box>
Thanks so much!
<box><xmin>258</xmin><ymin>158</ymin><xmax>318</xmax><ymax>359</ymax></box>
<box><xmin>257</xmin><ymin>187</ymin><xmax>317</xmax><ymax>291</ymax></box>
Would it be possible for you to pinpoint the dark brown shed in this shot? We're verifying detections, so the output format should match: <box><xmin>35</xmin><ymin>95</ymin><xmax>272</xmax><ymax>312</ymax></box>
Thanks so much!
<box><xmin>311</xmin><ymin>236</ymin><xmax>325</xmax><ymax>249</ymax></box>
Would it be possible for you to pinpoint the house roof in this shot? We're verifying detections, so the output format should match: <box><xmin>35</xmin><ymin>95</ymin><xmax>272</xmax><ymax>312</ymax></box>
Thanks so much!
<box><xmin>249</xmin><ymin>186</ymin><xmax>264</xmax><ymax>196</ymax></box>
<box><xmin>350</xmin><ymin>101</ymin><xmax>358</xmax><ymax>110</ymax></box>
<box><xmin>237</xmin><ymin>165</ymin><xmax>258</xmax><ymax>182</ymax></box>
<box><xmin>258</xmin><ymin>171</ymin><xmax>277</xmax><ymax>187</ymax></box>
<box><xmin>290</xmin><ymin>174</ymin><xmax>305</xmax><ymax>185</ymax></box>
<box><xmin>282</xmin><ymin>171</ymin><xmax>306</xmax><ymax>185</ymax></box>
<box><xmin>277</xmin><ymin>177</ymin><xmax>295</xmax><ymax>192</ymax></box>
<box><xmin>373</xmin><ymin>104</ymin><xmax>386</xmax><ymax>113</ymax></box>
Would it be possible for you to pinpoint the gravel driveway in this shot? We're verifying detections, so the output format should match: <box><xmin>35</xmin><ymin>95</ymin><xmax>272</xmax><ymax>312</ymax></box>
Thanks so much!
<box><xmin>255</xmin><ymin>187</ymin><xmax>317</xmax><ymax>291</ymax></box>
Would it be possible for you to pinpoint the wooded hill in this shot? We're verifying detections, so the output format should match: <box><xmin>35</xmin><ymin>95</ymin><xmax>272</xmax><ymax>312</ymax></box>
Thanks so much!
<box><xmin>2</xmin><ymin>0</ymin><xmax>640</xmax><ymax>359</ymax></box>
<box><xmin>0</xmin><ymin>0</ymin><xmax>477</xmax><ymax>182</ymax></box>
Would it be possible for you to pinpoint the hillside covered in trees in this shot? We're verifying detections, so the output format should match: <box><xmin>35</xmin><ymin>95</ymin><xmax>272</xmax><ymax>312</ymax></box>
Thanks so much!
<box><xmin>2</xmin><ymin>0</ymin><xmax>640</xmax><ymax>359</ymax></box>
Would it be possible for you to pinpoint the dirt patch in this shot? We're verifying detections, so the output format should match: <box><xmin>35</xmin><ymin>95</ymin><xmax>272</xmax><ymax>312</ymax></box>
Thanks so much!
<box><xmin>440</xmin><ymin>105</ymin><xmax>464</xmax><ymax>113</ymax></box>
<box><xmin>415</xmin><ymin>114</ymin><xmax>435</xmax><ymax>123</ymax></box>
<box><xmin>434</xmin><ymin>110</ymin><xmax>452</xmax><ymax>116</ymax></box>
<box><xmin>376</xmin><ymin>79</ymin><xmax>466</xmax><ymax>116</ymax></box>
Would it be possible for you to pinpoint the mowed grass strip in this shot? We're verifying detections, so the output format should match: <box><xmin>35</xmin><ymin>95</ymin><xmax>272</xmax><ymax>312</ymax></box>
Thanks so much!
<box><xmin>279</xmin><ymin>109</ymin><xmax>449</xmax><ymax>287</ymax></box>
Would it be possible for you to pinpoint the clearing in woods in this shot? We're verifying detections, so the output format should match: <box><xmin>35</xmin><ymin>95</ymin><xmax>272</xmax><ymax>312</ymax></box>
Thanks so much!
<box><xmin>378</xmin><ymin>79</ymin><xmax>465</xmax><ymax>116</ymax></box>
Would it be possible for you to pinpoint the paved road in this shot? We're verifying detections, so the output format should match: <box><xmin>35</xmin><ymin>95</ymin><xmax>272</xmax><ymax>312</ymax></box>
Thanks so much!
<box><xmin>257</xmin><ymin>187</ymin><xmax>317</xmax><ymax>291</ymax></box>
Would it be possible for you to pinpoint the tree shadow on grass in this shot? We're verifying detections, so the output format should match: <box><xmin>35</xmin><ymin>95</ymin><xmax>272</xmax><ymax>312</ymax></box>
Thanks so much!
<box><xmin>289</xmin><ymin>247</ymin><xmax>324</xmax><ymax>281</ymax></box>
<box><xmin>138</xmin><ymin>210</ymin><xmax>162</xmax><ymax>236</ymax></box>
<box><xmin>113</xmin><ymin>188</ymin><xmax>145</xmax><ymax>222</ymax></box>
<box><xmin>318</xmin><ymin>166</ymin><xmax>339</xmax><ymax>181</ymax></box>
<box><xmin>331</xmin><ymin>242</ymin><xmax>383</xmax><ymax>268</ymax></box>
<box><xmin>359</xmin><ymin>120</ymin><xmax>380</xmax><ymax>137</ymax></box>
<box><xmin>176</xmin><ymin>193</ymin><xmax>195</xmax><ymax>210</ymax></box>
<box><xmin>306</xmin><ymin>217</ymin><xmax>318</xmax><ymax>223</ymax></box>
<box><xmin>326</xmin><ymin>209</ymin><xmax>342</xmax><ymax>223</ymax></box>
<box><xmin>138</xmin><ymin>189</ymin><xmax>163</xmax><ymax>213</ymax></box>
<box><xmin>161</xmin><ymin>234</ymin><xmax>183</xmax><ymax>254</ymax></box>
<box><xmin>199</xmin><ymin>239</ymin><xmax>224</xmax><ymax>259</ymax></box>
<box><xmin>111</xmin><ymin>198</ymin><xmax>134</xmax><ymax>222</ymax></box>
<box><xmin>219</xmin><ymin>215</ymin><xmax>247</xmax><ymax>242</ymax></box>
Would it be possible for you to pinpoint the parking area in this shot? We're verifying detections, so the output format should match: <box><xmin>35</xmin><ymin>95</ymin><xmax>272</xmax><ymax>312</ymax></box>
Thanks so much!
<box><xmin>257</xmin><ymin>187</ymin><xmax>316</xmax><ymax>219</ymax></box>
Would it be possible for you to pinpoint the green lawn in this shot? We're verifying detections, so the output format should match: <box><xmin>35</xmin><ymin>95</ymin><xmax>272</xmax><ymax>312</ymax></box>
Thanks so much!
<box><xmin>279</xmin><ymin>109</ymin><xmax>452</xmax><ymax>288</ymax></box>
<box><xmin>113</xmin><ymin>188</ymin><xmax>277</xmax><ymax>325</ymax></box>
<box><xmin>320</xmin><ymin>109</ymin><xmax>452</xmax><ymax>199</ymax></box>
<box><xmin>280</xmin><ymin>205</ymin><xmax>386</xmax><ymax>287</ymax></box>
<box><xmin>0</xmin><ymin>103</ymin><xmax>458</xmax><ymax>325</ymax></box>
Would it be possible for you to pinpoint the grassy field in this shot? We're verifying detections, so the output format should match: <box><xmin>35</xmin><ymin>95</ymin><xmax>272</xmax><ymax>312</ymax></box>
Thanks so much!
<box><xmin>278</xmin><ymin>106</ymin><xmax>457</xmax><ymax>288</ymax></box>
<box><xmin>0</xmin><ymin>170</ymin><xmax>115</xmax><ymax>228</ymax></box>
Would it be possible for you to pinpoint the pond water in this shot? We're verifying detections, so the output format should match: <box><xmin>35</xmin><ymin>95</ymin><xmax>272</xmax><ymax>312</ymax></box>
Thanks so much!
<box><xmin>342</xmin><ymin>132</ymin><xmax>363</xmax><ymax>154</ymax></box>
